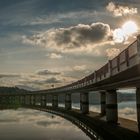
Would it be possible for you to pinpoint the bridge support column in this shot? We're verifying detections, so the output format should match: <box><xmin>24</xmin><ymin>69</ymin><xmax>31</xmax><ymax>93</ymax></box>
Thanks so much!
<box><xmin>31</xmin><ymin>95</ymin><xmax>35</xmax><ymax>105</ymax></box>
<box><xmin>41</xmin><ymin>95</ymin><xmax>46</xmax><ymax>107</ymax></box>
<box><xmin>65</xmin><ymin>93</ymin><xmax>71</xmax><ymax>110</ymax></box>
<box><xmin>32</xmin><ymin>95</ymin><xmax>36</xmax><ymax>105</ymax></box>
<box><xmin>25</xmin><ymin>95</ymin><xmax>29</xmax><ymax>105</ymax></box>
<box><xmin>100</xmin><ymin>91</ymin><xmax>106</xmax><ymax>116</ymax></box>
<box><xmin>52</xmin><ymin>95</ymin><xmax>58</xmax><ymax>108</ymax></box>
<box><xmin>19</xmin><ymin>95</ymin><xmax>23</xmax><ymax>105</ymax></box>
<box><xmin>136</xmin><ymin>88</ymin><xmax>140</xmax><ymax>131</ymax></box>
<box><xmin>41</xmin><ymin>95</ymin><xmax>44</xmax><ymax>106</ymax></box>
<box><xmin>30</xmin><ymin>95</ymin><xmax>32</xmax><ymax>105</ymax></box>
<box><xmin>29</xmin><ymin>95</ymin><xmax>32</xmax><ymax>105</ymax></box>
<box><xmin>106</xmin><ymin>90</ymin><xmax>118</xmax><ymax>123</ymax></box>
<box><xmin>80</xmin><ymin>93</ymin><xmax>89</xmax><ymax>114</ymax></box>
<box><xmin>23</xmin><ymin>95</ymin><xmax>25</xmax><ymax>105</ymax></box>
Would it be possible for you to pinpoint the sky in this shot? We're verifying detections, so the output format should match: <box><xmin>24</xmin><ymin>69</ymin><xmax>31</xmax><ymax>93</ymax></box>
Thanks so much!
<box><xmin>0</xmin><ymin>0</ymin><xmax>140</xmax><ymax>90</ymax></box>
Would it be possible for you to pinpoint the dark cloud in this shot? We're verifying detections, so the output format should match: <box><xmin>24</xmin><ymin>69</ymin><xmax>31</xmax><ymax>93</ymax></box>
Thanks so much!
<box><xmin>54</xmin><ymin>22</ymin><xmax>110</xmax><ymax>47</ymax></box>
<box><xmin>21</xmin><ymin>77</ymin><xmax>62</xmax><ymax>85</ymax></box>
<box><xmin>44</xmin><ymin>77</ymin><xmax>62</xmax><ymax>84</ymax></box>
<box><xmin>37</xmin><ymin>69</ymin><xmax>61</xmax><ymax>76</ymax></box>
<box><xmin>0</xmin><ymin>74</ymin><xmax>20</xmax><ymax>79</ymax></box>
<box><xmin>36</xmin><ymin>120</ymin><xmax>60</xmax><ymax>127</ymax></box>
<box><xmin>0</xmin><ymin>119</ymin><xmax>19</xmax><ymax>123</ymax></box>
<box><xmin>23</xmin><ymin>22</ymin><xmax>112</xmax><ymax>52</ymax></box>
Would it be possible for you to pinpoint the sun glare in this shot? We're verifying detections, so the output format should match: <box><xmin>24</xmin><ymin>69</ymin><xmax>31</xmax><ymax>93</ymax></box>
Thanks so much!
<box><xmin>122</xmin><ymin>21</ymin><xmax>138</xmax><ymax>36</ymax></box>
<box><xmin>113</xmin><ymin>20</ymin><xmax>138</xmax><ymax>43</ymax></box>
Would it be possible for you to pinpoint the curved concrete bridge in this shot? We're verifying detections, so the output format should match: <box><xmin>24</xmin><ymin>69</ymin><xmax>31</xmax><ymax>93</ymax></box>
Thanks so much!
<box><xmin>1</xmin><ymin>35</ymin><xmax>140</xmax><ymax>139</ymax></box>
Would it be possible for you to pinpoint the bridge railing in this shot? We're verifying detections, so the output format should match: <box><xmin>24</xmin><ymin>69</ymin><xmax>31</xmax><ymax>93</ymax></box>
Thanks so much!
<box><xmin>63</xmin><ymin>38</ymin><xmax>138</xmax><ymax>91</ymax></box>
<box><xmin>37</xmin><ymin>36</ymin><xmax>139</xmax><ymax>93</ymax></box>
<box><xmin>110</xmin><ymin>40</ymin><xmax>138</xmax><ymax>76</ymax></box>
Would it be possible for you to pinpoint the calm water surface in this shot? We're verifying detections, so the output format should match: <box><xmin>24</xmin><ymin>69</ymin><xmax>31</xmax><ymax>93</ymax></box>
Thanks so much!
<box><xmin>0</xmin><ymin>108</ymin><xmax>90</xmax><ymax>140</ymax></box>
<box><xmin>0</xmin><ymin>101</ymin><xmax>137</xmax><ymax>140</ymax></box>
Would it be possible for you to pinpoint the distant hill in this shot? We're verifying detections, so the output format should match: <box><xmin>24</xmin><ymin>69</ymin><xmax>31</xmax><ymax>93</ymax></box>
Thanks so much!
<box><xmin>16</xmin><ymin>85</ymin><xmax>39</xmax><ymax>91</ymax></box>
<box><xmin>117</xmin><ymin>92</ymin><xmax>136</xmax><ymax>102</ymax></box>
<box><xmin>0</xmin><ymin>87</ymin><xmax>29</xmax><ymax>95</ymax></box>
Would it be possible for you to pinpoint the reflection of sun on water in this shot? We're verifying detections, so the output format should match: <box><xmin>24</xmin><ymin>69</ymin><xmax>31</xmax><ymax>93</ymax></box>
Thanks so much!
<box><xmin>113</xmin><ymin>20</ymin><xmax>138</xmax><ymax>43</ymax></box>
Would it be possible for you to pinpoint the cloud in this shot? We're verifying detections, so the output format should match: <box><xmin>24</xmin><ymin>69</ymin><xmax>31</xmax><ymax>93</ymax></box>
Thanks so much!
<box><xmin>36</xmin><ymin>120</ymin><xmax>60</xmax><ymax>127</ymax></box>
<box><xmin>0</xmin><ymin>70</ymin><xmax>75</xmax><ymax>90</ymax></box>
<box><xmin>46</xmin><ymin>53</ymin><xmax>63</xmax><ymax>59</ymax></box>
<box><xmin>0</xmin><ymin>74</ymin><xmax>20</xmax><ymax>79</ymax></box>
<box><xmin>106</xmin><ymin>2</ymin><xmax>137</xmax><ymax>17</ymax></box>
<box><xmin>22</xmin><ymin>21</ymin><xmax>136</xmax><ymax>60</ymax></box>
<box><xmin>25</xmin><ymin>77</ymin><xmax>62</xmax><ymax>85</ymax></box>
<box><xmin>44</xmin><ymin>77</ymin><xmax>62</xmax><ymax>84</ymax></box>
<box><xmin>118</xmin><ymin>107</ymin><xmax>137</xmax><ymax>121</ymax></box>
<box><xmin>73</xmin><ymin>65</ymin><xmax>87</xmax><ymax>71</ymax></box>
<box><xmin>106</xmin><ymin>48</ymin><xmax>120</xmax><ymax>59</ymax></box>
<box><xmin>0</xmin><ymin>119</ymin><xmax>19</xmax><ymax>123</ymax></box>
<box><xmin>113</xmin><ymin>21</ymin><xmax>138</xmax><ymax>43</ymax></box>
<box><xmin>22</xmin><ymin>22</ymin><xmax>112</xmax><ymax>53</ymax></box>
<box><xmin>36</xmin><ymin>69</ymin><xmax>61</xmax><ymax>76</ymax></box>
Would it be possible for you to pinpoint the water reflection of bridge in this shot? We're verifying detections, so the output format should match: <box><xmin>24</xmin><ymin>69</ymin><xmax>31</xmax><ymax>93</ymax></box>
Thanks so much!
<box><xmin>29</xmin><ymin>106</ymin><xmax>139</xmax><ymax>140</ymax></box>
<box><xmin>1</xmin><ymin>36</ymin><xmax>140</xmax><ymax>139</ymax></box>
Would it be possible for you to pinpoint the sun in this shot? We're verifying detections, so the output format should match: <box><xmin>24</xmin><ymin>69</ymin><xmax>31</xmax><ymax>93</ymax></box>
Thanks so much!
<box><xmin>113</xmin><ymin>20</ymin><xmax>138</xmax><ymax>43</ymax></box>
<box><xmin>122</xmin><ymin>21</ymin><xmax>138</xmax><ymax>36</ymax></box>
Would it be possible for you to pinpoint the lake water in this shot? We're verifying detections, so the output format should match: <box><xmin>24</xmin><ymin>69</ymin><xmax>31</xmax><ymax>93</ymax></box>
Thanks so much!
<box><xmin>0</xmin><ymin>108</ymin><xmax>90</xmax><ymax>140</ymax></box>
<box><xmin>60</xmin><ymin>101</ymin><xmax>137</xmax><ymax>121</ymax></box>
<box><xmin>0</xmin><ymin>101</ymin><xmax>137</xmax><ymax>140</ymax></box>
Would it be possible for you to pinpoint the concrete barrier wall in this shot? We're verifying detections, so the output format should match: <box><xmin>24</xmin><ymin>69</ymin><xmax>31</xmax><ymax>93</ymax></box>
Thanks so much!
<box><xmin>52</xmin><ymin>38</ymin><xmax>139</xmax><ymax>92</ymax></box>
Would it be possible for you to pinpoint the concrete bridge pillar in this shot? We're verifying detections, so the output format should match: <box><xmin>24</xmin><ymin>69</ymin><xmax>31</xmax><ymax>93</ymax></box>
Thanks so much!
<box><xmin>41</xmin><ymin>95</ymin><xmax>46</xmax><ymax>107</ymax></box>
<box><xmin>15</xmin><ymin>96</ymin><xmax>20</xmax><ymax>105</ymax></box>
<box><xmin>52</xmin><ymin>95</ymin><xmax>58</xmax><ymax>108</ymax></box>
<box><xmin>41</xmin><ymin>95</ymin><xmax>44</xmax><ymax>106</ymax></box>
<box><xmin>29</xmin><ymin>95</ymin><xmax>32</xmax><ymax>105</ymax></box>
<box><xmin>11</xmin><ymin>96</ymin><xmax>13</xmax><ymax>104</ymax></box>
<box><xmin>19</xmin><ymin>95</ymin><xmax>23</xmax><ymax>105</ymax></box>
<box><xmin>23</xmin><ymin>95</ymin><xmax>25</xmax><ymax>105</ymax></box>
<box><xmin>100</xmin><ymin>91</ymin><xmax>106</xmax><ymax>116</ymax></box>
<box><xmin>80</xmin><ymin>93</ymin><xmax>89</xmax><ymax>114</ymax></box>
<box><xmin>40</xmin><ymin>95</ymin><xmax>43</xmax><ymax>106</ymax></box>
<box><xmin>136</xmin><ymin>88</ymin><xmax>140</xmax><ymax>131</ymax></box>
<box><xmin>13</xmin><ymin>96</ymin><xmax>16</xmax><ymax>104</ymax></box>
<box><xmin>25</xmin><ymin>95</ymin><xmax>28</xmax><ymax>105</ymax></box>
<box><xmin>106</xmin><ymin>90</ymin><xmax>118</xmax><ymax>123</ymax></box>
<box><xmin>31</xmin><ymin>95</ymin><xmax>34</xmax><ymax>105</ymax></box>
<box><xmin>31</xmin><ymin>95</ymin><xmax>35</xmax><ymax>105</ymax></box>
<box><xmin>32</xmin><ymin>95</ymin><xmax>36</xmax><ymax>105</ymax></box>
<box><xmin>108</xmin><ymin>60</ymin><xmax>112</xmax><ymax>77</ymax></box>
<box><xmin>28</xmin><ymin>95</ymin><xmax>31</xmax><ymax>105</ymax></box>
<box><xmin>19</xmin><ymin>96</ymin><xmax>21</xmax><ymax>105</ymax></box>
<box><xmin>65</xmin><ymin>93</ymin><xmax>71</xmax><ymax>110</ymax></box>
